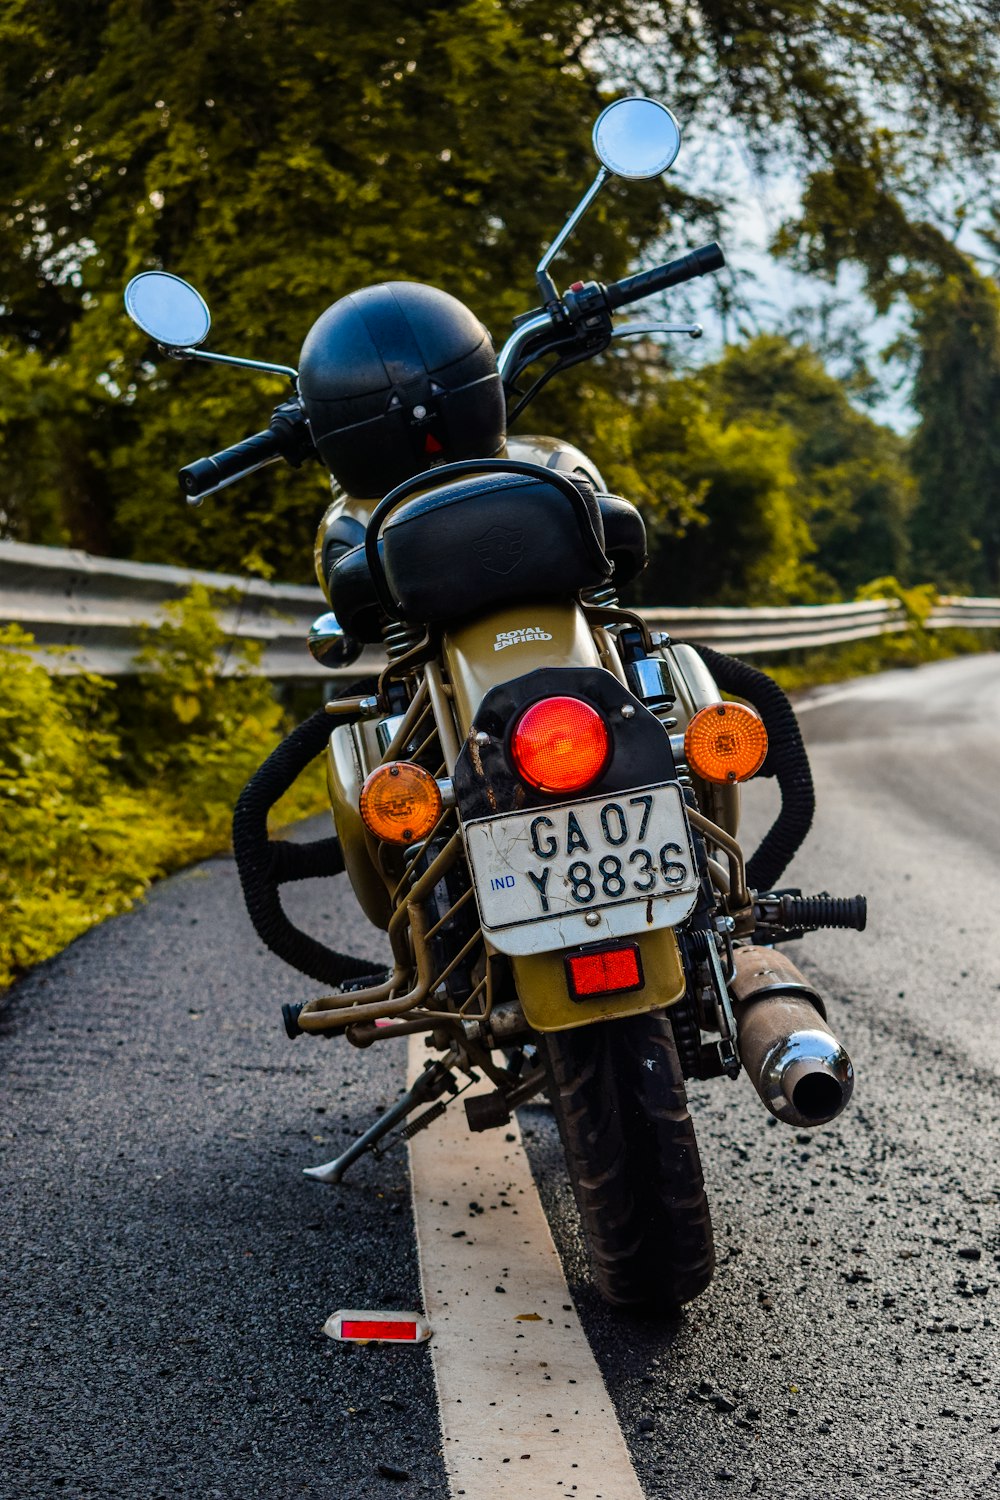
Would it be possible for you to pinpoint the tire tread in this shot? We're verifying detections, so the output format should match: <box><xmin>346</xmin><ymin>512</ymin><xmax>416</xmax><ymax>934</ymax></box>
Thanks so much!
<box><xmin>542</xmin><ymin>1010</ymin><xmax>714</xmax><ymax>1308</ymax></box>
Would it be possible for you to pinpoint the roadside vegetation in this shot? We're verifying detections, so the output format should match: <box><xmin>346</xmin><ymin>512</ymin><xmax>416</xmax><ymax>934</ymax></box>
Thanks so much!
<box><xmin>0</xmin><ymin>590</ymin><xmax>326</xmax><ymax>989</ymax></box>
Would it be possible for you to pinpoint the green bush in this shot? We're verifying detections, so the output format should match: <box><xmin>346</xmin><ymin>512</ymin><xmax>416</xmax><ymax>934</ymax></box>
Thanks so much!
<box><xmin>763</xmin><ymin>579</ymin><xmax>997</xmax><ymax>692</ymax></box>
<box><xmin>0</xmin><ymin>591</ymin><xmax>327</xmax><ymax>990</ymax></box>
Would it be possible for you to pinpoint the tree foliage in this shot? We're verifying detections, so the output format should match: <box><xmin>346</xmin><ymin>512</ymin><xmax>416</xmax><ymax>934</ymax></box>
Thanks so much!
<box><xmin>599</xmin><ymin>2</ymin><xmax>1000</xmax><ymax>300</ymax></box>
<box><xmin>0</xmin><ymin>0</ymin><xmax>662</xmax><ymax>575</ymax></box>
<box><xmin>907</xmin><ymin>271</ymin><xmax>1000</xmax><ymax>592</ymax></box>
<box><xmin>0</xmin><ymin>1</ymin><xmax>997</xmax><ymax>599</ymax></box>
<box><xmin>532</xmin><ymin>335</ymin><xmax>914</xmax><ymax>606</ymax></box>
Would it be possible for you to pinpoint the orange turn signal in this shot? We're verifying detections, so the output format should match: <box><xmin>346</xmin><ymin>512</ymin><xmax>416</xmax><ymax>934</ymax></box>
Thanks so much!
<box><xmin>684</xmin><ymin>702</ymin><xmax>768</xmax><ymax>784</ymax></box>
<box><xmin>360</xmin><ymin>762</ymin><xmax>442</xmax><ymax>845</ymax></box>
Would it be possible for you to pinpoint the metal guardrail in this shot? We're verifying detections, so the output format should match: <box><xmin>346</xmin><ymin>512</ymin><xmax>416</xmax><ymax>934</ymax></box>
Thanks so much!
<box><xmin>0</xmin><ymin>539</ymin><xmax>382</xmax><ymax>679</ymax></box>
<box><xmin>923</xmin><ymin>596</ymin><xmax>1000</xmax><ymax>631</ymax></box>
<box><xmin>638</xmin><ymin>599</ymin><xmax>908</xmax><ymax>655</ymax></box>
<box><xmin>1</xmin><ymin>540</ymin><xmax>997</xmax><ymax>677</ymax></box>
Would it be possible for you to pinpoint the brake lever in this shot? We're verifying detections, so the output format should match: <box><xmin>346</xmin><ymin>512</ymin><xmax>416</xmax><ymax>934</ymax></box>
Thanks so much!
<box><xmin>612</xmin><ymin>320</ymin><xmax>703</xmax><ymax>341</ymax></box>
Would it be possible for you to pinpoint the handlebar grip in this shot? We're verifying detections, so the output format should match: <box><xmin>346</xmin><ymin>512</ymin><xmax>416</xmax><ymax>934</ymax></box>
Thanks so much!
<box><xmin>605</xmin><ymin>242</ymin><xmax>726</xmax><ymax>312</ymax></box>
<box><xmin>178</xmin><ymin>429</ymin><xmax>282</xmax><ymax>501</ymax></box>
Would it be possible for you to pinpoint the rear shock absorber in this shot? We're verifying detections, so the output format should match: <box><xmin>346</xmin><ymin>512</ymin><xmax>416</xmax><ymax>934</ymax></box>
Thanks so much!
<box><xmin>382</xmin><ymin>619</ymin><xmax>424</xmax><ymax>661</ymax></box>
<box><xmin>580</xmin><ymin>582</ymin><xmax>620</xmax><ymax>608</ymax></box>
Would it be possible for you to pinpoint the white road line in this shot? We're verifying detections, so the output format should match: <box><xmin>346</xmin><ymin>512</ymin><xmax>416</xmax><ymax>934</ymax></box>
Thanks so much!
<box><xmin>792</xmin><ymin>684</ymin><xmax>870</xmax><ymax>713</ymax></box>
<box><xmin>407</xmin><ymin>1036</ymin><xmax>645</xmax><ymax>1500</ymax></box>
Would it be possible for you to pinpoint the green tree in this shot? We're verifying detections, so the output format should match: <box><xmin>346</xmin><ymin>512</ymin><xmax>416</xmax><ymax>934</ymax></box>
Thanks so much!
<box><xmin>574</xmin><ymin>335</ymin><xmax>914</xmax><ymax>607</ymax></box>
<box><xmin>597</xmin><ymin>3</ymin><xmax>1000</xmax><ymax>308</ymax></box>
<box><xmin>0</xmin><ymin>0</ymin><xmax>663</xmax><ymax>575</ymax></box>
<box><xmin>706</xmin><ymin>336</ymin><xmax>915</xmax><ymax>594</ymax></box>
<box><xmin>2</xmin><ymin>1</ymin><xmax>997</xmax><ymax>600</ymax></box>
<box><xmin>907</xmin><ymin>271</ymin><xmax>1000</xmax><ymax>592</ymax></box>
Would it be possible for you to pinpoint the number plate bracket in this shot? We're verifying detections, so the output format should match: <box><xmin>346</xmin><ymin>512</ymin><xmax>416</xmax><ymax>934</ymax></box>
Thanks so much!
<box><xmin>463</xmin><ymin>781</ymin><xmax>698</xmax><ymax>957</ymax></box>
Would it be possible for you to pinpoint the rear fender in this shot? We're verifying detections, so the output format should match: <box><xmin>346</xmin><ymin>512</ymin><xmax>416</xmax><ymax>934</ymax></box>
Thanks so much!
<box><xmin>442</xmin><ymin>602</ymin><xmax>601</xmax><ymax>732</ymax></box>
<box><xmin>511</xmin><ymin>926</ymin><xmax>686</xmax><ymax>1033</ymax></box>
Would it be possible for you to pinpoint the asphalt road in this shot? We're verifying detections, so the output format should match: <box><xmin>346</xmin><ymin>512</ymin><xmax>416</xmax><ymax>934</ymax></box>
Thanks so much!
<box><xmin>3</xmin><ymin>652</ymin><xmax>999</xmax><ymax>1499</ymax></box>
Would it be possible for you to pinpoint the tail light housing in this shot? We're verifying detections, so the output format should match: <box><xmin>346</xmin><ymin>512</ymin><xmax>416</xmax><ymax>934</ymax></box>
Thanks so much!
<box><xmin>509</xmin><ymin>695</ymin><xmax>610</xmax><ymax>794</ymax></box>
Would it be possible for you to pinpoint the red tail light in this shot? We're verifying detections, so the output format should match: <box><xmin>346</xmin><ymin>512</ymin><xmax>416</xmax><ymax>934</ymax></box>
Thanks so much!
<box><xmin>566</xmin><ymin>943</ymin><xmax>643</xmax><ymax>999</ymax></box>
<box><xmin>510</xmin><ymin>696</ymin><xmax>610</xmax><ymax>793</ymax></box>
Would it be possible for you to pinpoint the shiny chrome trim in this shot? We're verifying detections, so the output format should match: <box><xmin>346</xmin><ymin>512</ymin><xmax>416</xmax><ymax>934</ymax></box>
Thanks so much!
<box><xmin>626</xmin><ymin>655</ymin><xmax>675</xmax><ymax>708</ymax></box>
<box><xmin>173</xmin><ymin>346</ymin><xmax>298</xmax><ymax>381</ymax></box>
<box><xmin>375</xmin><ymin>714</ymin><xmax>407</xmax><ymax>756</ymax></box>
<box><xmin>497</xmin><ymin>312</ymin><xmax>556</xmax><ymax>383</ymax></box>
<box><xmin>536</xmin><ymin>165</ymin><xmax>610</xmax><ymax>285</ymax></box>
<box><xmin>612</xmin><ymin>320</ymin><xmax>702</xmax><ymax>341</ymax></box>
<box><xmin>757</xmin><ymin>1028</ymin><xmax>854</xmax><ymax>1128</ymax></box>
<box><xmin>307</xmin><ymin>612</ymin><xmax>363</xmax><ymax>670</ymax></box>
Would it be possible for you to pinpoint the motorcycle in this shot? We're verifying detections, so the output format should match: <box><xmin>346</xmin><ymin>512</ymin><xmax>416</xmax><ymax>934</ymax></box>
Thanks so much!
<box><xmin>124</xmin><ymin>97</ymin><xmax>866</xmax><ymax>1309</ymax></box>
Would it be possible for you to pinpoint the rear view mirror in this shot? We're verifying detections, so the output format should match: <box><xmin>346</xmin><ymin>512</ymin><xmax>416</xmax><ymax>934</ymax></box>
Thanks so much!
<box><xmin>124</xmin><ymin>271</ymin><xmax>212</xmax><ymax>349</ymax></box>
<box><xmin>536</xmin><ymin>96</ymin><xmax>683</xmax><ymax>301</ymax></box>
<box><xmin>593</xmin><ymin>97</ymin><xmax>682</xmax><ymax>180</ymax></box>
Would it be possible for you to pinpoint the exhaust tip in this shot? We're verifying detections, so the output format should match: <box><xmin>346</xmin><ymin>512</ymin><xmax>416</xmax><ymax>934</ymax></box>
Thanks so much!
<box><xmin>791</xmin><ymin>1070</ymin><xmax>847</xmax><ymax>1124</ymax></box>
<box><xmin>762</xmin><ymin>1028</ymin><xmax>854</xmax><ymax>1128</ymax></box>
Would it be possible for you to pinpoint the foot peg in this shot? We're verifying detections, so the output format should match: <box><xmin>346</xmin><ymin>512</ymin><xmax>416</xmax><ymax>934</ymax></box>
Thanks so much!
<box><xmin>753</xmin><ymin>890</ymin><xmax>866</xmax><ymax>943</ymax></box>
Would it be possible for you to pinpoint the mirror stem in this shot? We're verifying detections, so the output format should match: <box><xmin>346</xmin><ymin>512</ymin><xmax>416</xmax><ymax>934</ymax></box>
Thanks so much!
<box><xmin>535</xmin><ymin>165</ymin><xmax>609</xmax><ymax>304</ymax></box>
<box><xmin>166</xmin><ymin>346</ymin><xmax>299</xmax><ymax>383</ymax></box>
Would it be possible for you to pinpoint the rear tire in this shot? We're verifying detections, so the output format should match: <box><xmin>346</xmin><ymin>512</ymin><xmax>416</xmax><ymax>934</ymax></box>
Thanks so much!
<box><xmin>540</xmin><ymin>1009</ymin><xmax>714</xmax><ymax>1309</ymax></box>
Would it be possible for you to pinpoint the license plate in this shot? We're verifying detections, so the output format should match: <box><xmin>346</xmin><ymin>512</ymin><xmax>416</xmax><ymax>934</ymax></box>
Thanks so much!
<box><xmin>462</xmin><ymin>782</ymin><xmax>699</xmax><ymax>957</ymax></box>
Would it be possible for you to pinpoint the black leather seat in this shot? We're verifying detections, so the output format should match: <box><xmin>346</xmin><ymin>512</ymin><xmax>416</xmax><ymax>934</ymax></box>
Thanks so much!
<box><xmin>326</xmin><ymin>472</ymin><xmax>647</xmax><ymax>641</ymax></box>
<box><xmin>596</xmin><ymin>493</ymin><xmax>647</xmax><ymax>589</ymax></box>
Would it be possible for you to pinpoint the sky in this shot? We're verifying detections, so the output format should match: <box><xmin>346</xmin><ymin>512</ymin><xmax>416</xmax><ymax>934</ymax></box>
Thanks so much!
<box><xmin>666</xmin><ymin>121</ymin><xmax>916</xmax><ymax>433</ymax></box>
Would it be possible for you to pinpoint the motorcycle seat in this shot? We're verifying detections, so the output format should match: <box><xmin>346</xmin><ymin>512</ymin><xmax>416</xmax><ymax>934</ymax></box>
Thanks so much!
<box><xmin>326</xmin><ymin>473</ymin><xmax>647</xmax><ymax>641</ymax></box>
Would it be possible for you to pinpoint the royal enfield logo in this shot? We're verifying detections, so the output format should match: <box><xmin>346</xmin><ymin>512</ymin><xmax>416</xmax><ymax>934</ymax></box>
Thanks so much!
<box><xmin>474</xmin><ymin>525</ymin><xmax>523</xmax><ymax>575</ymax></box>
<box><xmin>494</xmin><ymin>626</ymin><xmax>553</xmax><ymax>652</ymax></box>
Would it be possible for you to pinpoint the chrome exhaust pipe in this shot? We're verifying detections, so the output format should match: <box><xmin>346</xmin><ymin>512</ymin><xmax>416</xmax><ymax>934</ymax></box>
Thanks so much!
<box><xmin>731</xmin><ymin>946</ymin><xmax>854</xmax><ymax>1128</ymax></box>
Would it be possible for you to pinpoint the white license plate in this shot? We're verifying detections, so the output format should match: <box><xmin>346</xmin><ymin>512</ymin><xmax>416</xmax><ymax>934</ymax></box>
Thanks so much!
<box><xmin>463</xmin><ymin>782</ymin><xmax>699</xmax><ymax>956</ymax></box>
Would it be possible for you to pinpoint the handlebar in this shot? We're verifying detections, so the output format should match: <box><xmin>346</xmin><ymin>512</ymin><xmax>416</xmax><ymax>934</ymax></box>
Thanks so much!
<box><xmin>177</xmin><ymin>399</ymin><xmax>315</xmax><ymax>503</ymax></box>
<box><xmin>499</xmin><ymin>241</ymin><xmax>726</xmax><ymax>393</ymax></box>
<box><xmin>604</xmin><ymin>242</ymin><xmax>726</xmax><ymax>312</ymax></box>
<box><xmin>178</xmin><ymin>245</ymin><xmax>727</xmax><ymax>496</ymax></box>
<box><xmin>179</xmin><ymin>429</ymin><xmax>283</xmax><ymax>502</ymax></box>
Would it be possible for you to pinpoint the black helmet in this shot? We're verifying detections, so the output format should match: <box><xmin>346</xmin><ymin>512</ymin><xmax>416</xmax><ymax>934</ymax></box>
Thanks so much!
<box><xmin>298</xmin><ymin>281</ymin><xmax>506</xmax><ymax>499</ymax></box>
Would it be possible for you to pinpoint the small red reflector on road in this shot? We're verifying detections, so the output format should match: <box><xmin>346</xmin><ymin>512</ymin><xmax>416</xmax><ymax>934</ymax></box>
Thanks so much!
<box><xmin>323</xmin><ymin>1309</ymin><xmax>431</xmax><ymax>1343</ymax></box>
<box><xmin>342</xmin><ymin>1319</ymin><xmax>418</xmax><ymax>1340</ymax></box>
<box><xmin>566</xmin><ymin>943</ymin><xmax>643</xmax><ymax>999</ymax></box>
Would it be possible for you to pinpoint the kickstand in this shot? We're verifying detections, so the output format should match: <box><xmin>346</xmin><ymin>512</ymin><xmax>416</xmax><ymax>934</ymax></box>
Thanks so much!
<box><xmin>303</xmin><ymin>1053</ymin><xmax>460</xmax><ymax>1184</ymax></box>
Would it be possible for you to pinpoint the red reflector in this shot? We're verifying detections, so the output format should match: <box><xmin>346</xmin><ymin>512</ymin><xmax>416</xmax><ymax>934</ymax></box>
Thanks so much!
<box><xmin>340</xmin><ymin>1319</ymin><xmax>418</xmax><ymax>1341</ymax></box>
<box><xmin>510</xmin><ymin>696</ymin><xmax>610</xmax><ymax>793</ymax></box>
<box><xmin>323</xmin><ymin>1308</ymin><xmax>432</xmax><ymax>1343</ymax></box>
<box><xmin>424</xmin><ymin>432</ymin><xmax>443</xmax><ymax>453</ymax></box>
<box><xmin>566</xmin><ymin>944</ymin><xmax>643</xmax><ymax>999</ymax></box>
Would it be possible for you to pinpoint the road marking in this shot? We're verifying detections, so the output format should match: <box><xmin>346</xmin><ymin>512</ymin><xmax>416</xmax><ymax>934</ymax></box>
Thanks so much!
<box><xmin>407</xmin><ymin>1036</ymin><xmax>645</xmax><ymax>1500</ymax></box>
<box><xmin>792</xmin><ymin>684</ymin><xmax>869</xmax><ymax>713</ymax></box>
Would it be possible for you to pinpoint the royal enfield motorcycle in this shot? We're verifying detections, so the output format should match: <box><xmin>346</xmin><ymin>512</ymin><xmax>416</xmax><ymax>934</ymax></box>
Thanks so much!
<box><xmin>124</xmin><ymin>97</ymin><xmax>865</xmax><ymax>1309</ymax></box>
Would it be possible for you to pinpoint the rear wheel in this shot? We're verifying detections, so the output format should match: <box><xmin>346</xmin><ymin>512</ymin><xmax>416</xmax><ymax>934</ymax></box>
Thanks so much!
<box><xmin>540</xmin><ymin>1008</ymin><xmax>714</xmax><ymax>1309</ymax></box>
